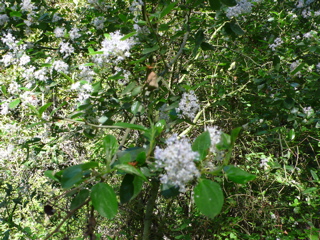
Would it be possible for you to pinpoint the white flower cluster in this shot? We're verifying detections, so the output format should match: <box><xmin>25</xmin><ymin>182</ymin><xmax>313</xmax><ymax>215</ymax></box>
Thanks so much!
<box><xmin>260</xmin><ymin>157</ymin><xmax>269</xmax><ymax>169</ymax></box>
<box><xmin>54</xmin><ymin>27</ymin><xmax>65</xmax><ymax>38</ymax></box>
<box><xmin>93</xmin><ymin>31</ymin><xmax>136</xmax><ymax>65</ymax></box>
<box><xmin>302</xmin><ymin>106</ymin><xmax>313</xmax><ymax>118</ymax></box>
<box><xmin>269</xmin><ymin>37</ymin><xmax>283</xmax><ymax>51</ymax></box>
<box><xmin>155</xmin><ymin>134</ymin><xmax>200</xmax><ymax>192</ymax></box>
<box><xmin>176</xmin><ymin>91</ymin><xmax>200</xmax><ymax>119</ymax></box>
<box><xmin>21</xmin><ymin>91</ymin><xmax>39</xmax><ymax>106</ymax></box>
<box><xmin>52</xmin><ymin>60</ymin><xmax>69</xmax><ymax>73</ymax></box>
<box><xmin>92</xmin><ymin>16</ymin><xmax>105</xmax><ymax>30</ymax></box>
<box><xmin>69</xmin><ymin>27</ymin><xmax>81</xmax><ymax>40</ymax></box>
<box><xmin>59</xmin><ymin>42</ymin><xmax>75</xmax><ymax>58</ymax></box>
<box><xmin>0</xmin><ymin>33</ymin><xmax>30</xmax><ymax>66</ymax></box>
<box><xmin>71</xmin><ymin>81</ymin><xmax>93</xmax><ymax>103</ymax></box>
<box><xmin>226</xmin><ymin>0</ymin><xmax>254</xmax><ymax>18</ymax></box>
<box><xmin>206</xmin><ymin>126</ymin><xmax>222</xmax><ymax>154</ymax></box>
<box><xmin>78</xmin><ymin>65</ymin><xmax>96</xmax><ymax>81</ymax></box>
<box><xmin>0</xmin><ymin>14</ymin><xmax>9</xmax><ymax>25</ymax></box>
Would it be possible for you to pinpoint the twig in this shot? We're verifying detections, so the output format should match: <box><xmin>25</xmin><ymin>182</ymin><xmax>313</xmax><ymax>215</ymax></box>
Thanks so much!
<box><xmin>44</xmin><ymin>199</ymin><xmax>90</xmax><ymax>239</ymax></box>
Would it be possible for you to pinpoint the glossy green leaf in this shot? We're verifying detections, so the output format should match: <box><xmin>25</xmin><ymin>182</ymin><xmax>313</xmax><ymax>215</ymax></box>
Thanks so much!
<box><xmin>310</xmin><ymin>170</ymin><xmax>319</xmax><ymax>181</ymax></box>
<box><xmin>70</xmin><ymin>189</ymin><xmax>89</xmax><ymax>210</ymax></box>
<box><xmin>288</xmin><ymin>129</ymin><xmax>295</xmax><ymax>140</ymax></box>
<box><xmin>302</xmin><ymin>187</ymin><xmax>318</xmax><ymax>194</ymax></box>
<box><xmin>200</xmin><ymin>42</ymin><xmax>215</xmax><ymax>51</ymax></box>
<box><xmin>142</xmin><ymin>45</ymin><xmax>159</xmax><ymax>54</ymax></box>
<box><xmin>160</xmin><ymin>2</ymin><xmax>177</xmax><ymax>19</ymax></box>
<box><xmin>161</xmin><ymin>184</ymin><xmax>180</xmax><ymax>199</ymax></box>
<box><xmin>120</xmin><ymin>174</ymin><xmax>135</xmax><ymax>204</ymax></box>
<box><xmin>131</xmin><ymin>101</ymin><xmax>142</xmax><ymax>115</ymax></box>
<box><xmin>61</xmin><ymin>165</ymin><xmax>83</xmax><ymax>189</ymax></box>
<box><xmin>155</xmin><ymin>119</ymin><xmax>166</xmax><ymax>135</ymax></box>
<box><xmin>131</xmin><ymin>86</ymin><xmax>142</xmax><ymax>96</ymax></box>
<box><xmin>230</xmin><ymin>22</ymin><xmax>245</xmax><ymax>35</ymax></box>
<box><xmin>192</xmin><ymin>131</ymin><xmax>211</xmax><ymax>161</ymax></box>
<box><xmin>103</xmin><ymin>135</ymin><xmax>118</xmax><ymax>161</ymax></box>
<box><xmin>194</xmin><ymin>179</ymin><xmax>224</xmax><ymax>218</ymax></box>
<box><xmin>136</xmin><ymin>151</ymin><xmax>146</xmax><ymax>164</ymax></box>
<box><xmin>10</xmin><ymin>11</ymin><xmax>22</xmax><ymax>17</ymax></box>
<box><xmin>9</xmin><ymin>99</ymin><xmax>20</xmax><ymax>109</ymax></box>
<box><xmin>38</xmin><ymin>102</ymin><xmax>53</xmax><ymax>116</ymax></box>
<box><xmin>216</xmin><ymin>133</ymin><xmax>231</xmax><ymax>150</ymax></box>
<box><xmin>119</xmin><ymin>153</ymin><xmax>131</xmax><ymax>164</ymax></box>
<box><xmin>230</xmin><ymin>127</ymin><xmax>241</xmax><ymax>145</ymax></box>
<box><xmin>117</xmin><ymin>147</ymin><xmax>145</xmax><ymax>161</ymax></box>
<box><xmin>121</xmin><ymin>81</ymin><xmax>136</xmax><ymax>95</ymax></box>
<box><xmin>291</xmin><ymin>62</ymin><xmax>304</xmax><ymax>75</ymax></box>
<box><xmin>220</xmin><ymin>0</ymin><xmax>237</xmax><ymax>6</ymax></box>
<box><xmin>120</xmin><ymin>31</ymin><xmax>137</xmax><ymax>40</ymax></box>
<box><xmin>223</xmin><ymin>165</ymin><xmax>256</xmax><ymax>184</ymax></box>
<box><xmin>114</xmin><ymin>164</ymin><xmax>147</xmax><ymax>181</ymax></box>
<box><xmin>91</xmin><ymin>183</ymin><xmax>118</xmax><ymax>219</ymax></box>
<box><xmin>44</xmin><ymin>170</ymin><xmax>59</xmax><ymax>182</ymax></box>
<box><xmin>113</xmin><ymin>122</ymin><xmax>148</xmax><ymax>131</ymax></box>
<box><xmin>208</xmin><ymin>0</ymin><xmax>221</xmax><ymax>10</ymax></box>
<box><xmin>81</xmin><ymin>162</ymin><xmax>99</xmax><ymax>170</ymax></box>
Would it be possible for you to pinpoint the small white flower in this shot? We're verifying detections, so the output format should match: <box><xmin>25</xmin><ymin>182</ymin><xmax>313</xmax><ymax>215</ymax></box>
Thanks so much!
<box><xmin>176</xmin><ymin>91</ymin><xmax>200</xmax><ymax>119</ymax></box>
<box><xmin>54</xmin><ymin>27</ymin><xmax>65</xmax><ymax>38</ymax></box>
<box><xmin>155</xmin><ymin>134</ymin><xmax>200</xmax><ymax>192</ymax></box>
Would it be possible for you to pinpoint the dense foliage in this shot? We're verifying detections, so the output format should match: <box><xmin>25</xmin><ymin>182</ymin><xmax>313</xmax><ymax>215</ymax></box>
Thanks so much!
<box><xmin>1</xmin><ymin>0</ymin><xmax>320</xmax><ymax>239</ymax></box>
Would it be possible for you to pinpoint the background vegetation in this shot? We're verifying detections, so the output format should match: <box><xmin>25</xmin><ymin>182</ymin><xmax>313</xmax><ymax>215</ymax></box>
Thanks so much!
<box><xmin>0</xmin><ymin>0</ymin><xmax>319</xmax><ymax>239</ymax></box>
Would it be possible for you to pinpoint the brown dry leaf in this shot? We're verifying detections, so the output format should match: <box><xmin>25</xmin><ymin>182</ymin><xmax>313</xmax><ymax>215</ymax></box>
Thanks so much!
<box><xmin>146</xmin><ymin>71</ymin><xmax>158</xmax><ymax>90</ymax></box>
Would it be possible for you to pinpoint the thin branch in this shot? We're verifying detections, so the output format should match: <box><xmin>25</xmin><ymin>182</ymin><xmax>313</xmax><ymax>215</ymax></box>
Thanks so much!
<box><xmin>44</xmin><ymin>199</ymin><xmax>90</xmax><ymax>239</ymax></box>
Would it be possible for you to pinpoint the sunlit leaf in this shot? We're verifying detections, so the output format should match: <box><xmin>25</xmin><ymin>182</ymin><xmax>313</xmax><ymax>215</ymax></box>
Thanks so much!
<box><xmin>91</xmin><ymin>183</ymin><xmax>118</xmax><ymax>219</ymax></box>
<box><xmin>194</xmin><ymin>179</ymin><xmax>224</xmax><ymax>218</ymax></box>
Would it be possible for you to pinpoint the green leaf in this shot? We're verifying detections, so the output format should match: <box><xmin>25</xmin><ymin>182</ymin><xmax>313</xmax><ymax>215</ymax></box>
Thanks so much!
<box><xmin>9</xmin><ymin>99</ymin><xmax>20</xmax><ymax>109</ymax></box>
<box><xmin>81</xmin><ymin>162</ymin><xmax>99</xmax><ymax>170</ymax></box>
<box><xmin>192</xmin><ymin>131</ymin><xmax>211</xmax><ymax>161</ymax></box>
<box><xmin>136</xmin><ymin>151</ymin><xmax>146</xmax><ymax>164</ymax></box>
<box><xmin>200</xmin><ymin>42</ymin><xmax>215</xmax><ymax>51</ymax></box>
<box><xmin>302</xmin><ymin>187</ymin><xmax>318</xmax><ymax>194</ymax></box>
<box><xmin>117</xmin><ymin>147</ymin><xmax>145</xmax><ymax>162</ymax></box>
<box><xmin>120</xmin><ymin>31</ymin><xmax>137</xmax><ymax>40</ymax></box>
<box><xmin>114</xmin><ymin>164</ymin><xmax>147</xmax><ymax>181</ymax></box>
<box><xmin>288</xmin><ymin>129</ymin><xmax>295</xmax><ymax>141</ymax></box>
<box><xmin>91</xmin><ymin>183</ymin><xmax>118</xmax><ymax>219</ymax></box>
<box><xmin>60</xmin><ymin>165</ymin><xmax>83</xmax><ymax>189</ymax></box>
<box><xmin>220</xmin><ymin>0</ymin><xmax>237</xmax><ymax>6</ymax></box>
<box><xmin>291</xmin><ymin>62</ymin><xmax>304</xmax><ymax>75</ymax></box>
<box><xmin>216</xmin><ymin>133</ymin><xmax>231</xmax><ymax>150</ymax></box>
<box><xmin>38</xmin><ymin>102</ymin><xmax>53</xmax><ymax>117</ymax></box>
<box><xmin>194</xmin><ymin>179</ymin><xmax>224</xmax><ymax>218</ymax></box>
<box><xmin>121</xmin><ymin>81</ymin><xmax>136</xmax><ymax>95</ymax></box>
<box><xmin>142</xmin><ymin>45</ymin><xmax>159</xmax><ymax>54</ymax></box>
<box><xmin>310</xmin><ymin>170</ymin><xmax>319</xmax><ymax>181</ymax></box>
<box><xmin>208</xmin><ymin>0</ymin><xmax>221</xmax><ymax>10</ymax></box>
<box><xmin>131</xmin><ymin>86</ymin><xmax>142</xmax><ymax>96</ymax></box>
<box><xmin>103</xmin><ymin>135</ymin><xmax>119</xmax><ymax>162</ymax></box>
<box><xmin>160</xmin><ymin>2</ymin><xmax>177</xmax><ymax>19</ymax></box>
<box><xmin>70</xmin><ymin>189</ymin><xmax>89</xmax><ymax>210</ymax></box>
<box><xmin>10</xmin><ymin>11</ymin><xmax>22</xmax><ymax>17</ymax></box>
<box><xmin>193</xmin><ymin>29</ymin><xmax>205</xmax><ymax>56</ymax></box>
<box><xmin>230</xmin><ymin>22</ymin><xmax>245</xmax><ymax>35</ymax></box>
<box><xmin>155</xmin><ymin>119</ymin><xmax>166</xmax><ymax>136</ymax></box>
<box><xmin>131</xmin><ymin>101</ymin><xmax>142</xmax><ymax>115</ymax></box>
<box><xmin>161</xmin><ymin>184</ymin><xmax>180</xmax><ymax>199</ymax></box>
<box><xmin>120</xmin><ymin>174</ymin><xmax>134</xmax><ymax>204</ymax></box>
<box><xmin>230</xmin><ymin>127</ymin><xmax>241</xmax><ymax>145</ymax></box>
<box><xmin>119</xmin><ymin>153</ymin><xmax>131</xmax><ymax>164</ymax></box>
<box><xmin>44</xmin><ymin>170</ymin><xmax>59</xmax><ymax>182</ymax></box>
<box><xmin>223</xmin><ymin>165</ymin><xmax>256</xmax><ymax>184</ymax></box>
<box><xmin>113</xmin><ymin>122</ymin><xmax>148</xmax><ymax>131</ymax></box>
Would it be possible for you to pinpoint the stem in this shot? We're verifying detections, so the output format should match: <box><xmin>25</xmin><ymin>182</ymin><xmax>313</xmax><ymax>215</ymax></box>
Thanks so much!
<box><xmin>142</xmin><ymin>179</ymin><xmax>160</xmax><ymax>240</ymax></box>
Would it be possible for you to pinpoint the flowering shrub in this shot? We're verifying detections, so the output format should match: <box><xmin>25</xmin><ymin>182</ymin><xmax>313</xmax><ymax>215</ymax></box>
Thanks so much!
<box><xmin>1</xmin><ymin>0</ymin><xmax>320</xmax><ymax>239</ymax></box>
